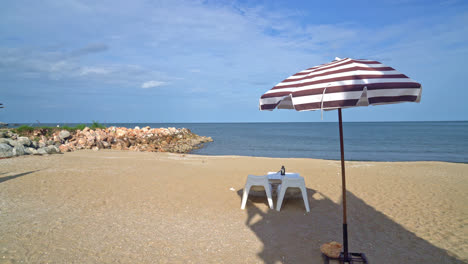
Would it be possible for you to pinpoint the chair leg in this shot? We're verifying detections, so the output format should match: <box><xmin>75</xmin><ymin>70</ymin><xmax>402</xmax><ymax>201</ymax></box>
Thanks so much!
<box><xmin>241</xmin><ymin>184</ymin><xmax>251</xmax><ymax>210</ymax></box>
<box><xmin>264</xmin><ymin>183</ymin><xmax>274</xmax><ymax>209</ymax></box>
<box><xmin>276</xmin><ymin>185</ymin><xmax>288</xmax><ymax>211</ymax></box>
<box><xmin>300</xmin><ymin>185</ymin><xmax>310</xmax><ymax>212</ymax></box>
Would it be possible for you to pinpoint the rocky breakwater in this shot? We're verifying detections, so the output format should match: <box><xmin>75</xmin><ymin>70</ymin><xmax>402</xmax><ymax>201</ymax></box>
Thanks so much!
<box><xmin>0</xmin><ymin>126</ymin><xmax>213</xmax><ymax>158</ymax></box>
<box><xmin>0</xmin><ymin>130</ymin><xmax>61</xmax><ymax>158</ymax></box>
<box><xmin>61</xmin><ymin>126</ymin><xmax>213</xmax><ymax>153</ymax></box>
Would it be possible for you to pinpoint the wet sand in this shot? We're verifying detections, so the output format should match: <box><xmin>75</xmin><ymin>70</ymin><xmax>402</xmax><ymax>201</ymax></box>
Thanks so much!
<box><xmin>1</xmin><ymin>150</ymin><xmax>467</xmax><ymax>263</ymax></box>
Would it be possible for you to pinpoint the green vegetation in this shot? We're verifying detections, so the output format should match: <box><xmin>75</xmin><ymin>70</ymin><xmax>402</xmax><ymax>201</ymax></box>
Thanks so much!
<box><xmin>13</xmin><ymin>126</ymin><xmax>55</xmax><ymax>137</ymax></box>
<box><xmin>90</xmin><ymin>120</ymin><xmax>106</xmax><ymax>129</ymax></box>
<box><xmin>74</xmin><ymin>124</ymin><xmax>87</xmax><ymax>130</ymax></box>
<box><xmin>12</xmin><ymin>122</ymin><xmax>107</xmax><ymax>136</ymax></box>
<box><xmin>15</xmin><ymin>125</ymin><xmax>36</xmax><ymax>134</ymax></box>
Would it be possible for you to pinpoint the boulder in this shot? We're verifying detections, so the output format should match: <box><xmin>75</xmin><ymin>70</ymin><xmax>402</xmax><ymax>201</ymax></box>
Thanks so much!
<box><xmin>59</xmin><ymin>130</ymin><xmax>71</xmax><ymax>140</ymax></box>
<box><xmin>74</xmin><ymin>143</ymin><xmax>83</xmax><ymax>150</ymax></box>
<box><xmin>77</xmin><ymin>138</ymin><xmax>87</xmax><ymax>146</ymax></box>
<box><xmin>59</xmin><ymin>145</ymin><xmax>70</xmax><ymax>152</ymax></box>
<box><xmin>24</xmin><ymin>147</ymin><xmax>32</xmax><ymax>155</ymax></box>
<box><xmin>53</xmin><ymin>135</ymin><xmax>61</xmax><ymax>142</ymax></box>
<box><xmin>0</xmin><ymin>131</ymin><xmax>6</xmax><ymax>138</ymax></box>
<box><xmin>9</xmin><ymin>132</ymin><xmax>17</xmax><ymax>139</ymax></box>
<box><xmin>37</xmin><ymin>147</ymin><xmax>48</xmax><ymax>155</ymax></box>
<box><xmin>6</xmin><ymin>139</ymin><xmax>18</xmax><ymax>147</ymax></box>
<box><xmin>111</xmin><ymin>142</ymin><xmax>123</xmax><ymax>150</ymax></box>
<box><xmin>99</xmin><ymin>133</ymin><xmax>108</xmax><ymax>142</ymax></box>
<box><xmin>96</xmin><ymin>141</ymin><xmax>104</xmax><ymax>149</ymax></box>
<box><xmin>320</xmin><ymin>241</ymin><xmax>342</xmax><ymax>258</ymax></box>
<box><xmin>25</xmin><ymin>147</ymin><xmax>38</xmax><ymax>155</ymax></box>
<box><xmin>17</xmin><ymin>136</ymin><xmax>31</xmax><ymax>147</ymax></box>
<box><xmin>0</xmin><ymin>138</ymin><xmax>9</xmax><ymax>144</ymax></box>
<box><xmin>86</xmin><ymin>138</ymin><xmax>95</xmax><ymax>146</ymax></box>
<box><xmin>102</xmin><ymin>141</ymin><xmax>110</xmax><ymax>148</ymax></box>
<box><xmin>12</xmin><ymin>145</ymin><xmax>26</xmax><ymax>156</ymax></box>
<box><xmin>6</xmin><ymin>130</ymin><xmax>14</xmax><ymax>138</ymax></box>
<box><xmin>46</xmin><ymin>145</ymin><xmax>60</xmax><ymax>154</ymax></box>
<box><xmin>31</xmin><ymin>141</ymin><xmax>39</xmax><ymax>149</ymax></box>
<box><xmin>0</xmin><ymin>143</ymin><xmax>13</xmax><ymax>158</ymax></box>
<box><xmin>38</xmin><ymin>141</ymin><xmax>47</xmax><ymax>148</ymax></box>
<box><xmin>116</xmin><ymin>128</ymin><xmax>127</xmax><ymax>138</ymax></box>
<box><xmin>54</xmin><ymin>145</ymin><xmax>61</xmax><ymax>153</ymax></box>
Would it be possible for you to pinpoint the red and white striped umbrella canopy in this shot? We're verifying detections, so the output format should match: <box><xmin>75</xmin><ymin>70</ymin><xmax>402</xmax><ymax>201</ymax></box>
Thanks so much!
<box><xmin>259</xmin><ymin>57</ymin><xmax>422</xmax><ymax>111</ymax></box>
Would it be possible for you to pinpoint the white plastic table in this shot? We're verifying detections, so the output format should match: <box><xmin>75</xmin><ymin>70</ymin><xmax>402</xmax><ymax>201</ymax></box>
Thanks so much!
<box><xmin>267</xmin><ymin>172</ymin><xmax>300</xmax><ymax>182</ymax></box>
<box><xmin>267</xmin><ymin>172</ymin><xmax>309</xmax><ymax>212</ymax></box>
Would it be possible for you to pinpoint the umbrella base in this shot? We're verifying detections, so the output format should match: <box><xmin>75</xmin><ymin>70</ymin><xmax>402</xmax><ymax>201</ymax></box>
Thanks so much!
<box><xmin>339</xmin><ymin>252</ymin><xmax>368</xmax><ymax>263</ymax></box>
<box><xmin>322</xmin><ymin>252</ymin><xmax>368</xmax><ymax>264</ymax></box>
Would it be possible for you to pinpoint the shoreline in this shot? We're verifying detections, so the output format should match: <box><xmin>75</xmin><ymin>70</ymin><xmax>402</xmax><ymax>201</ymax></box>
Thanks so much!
<box><xmin>3</xmin><ymin>147</ymin><xmax>467</xmax><ymax>164</ymax></box>
<box><xmin>4</xmin><ymin>122</ymin><xmax>467</xmax><ymax>163</ymax></box>
<box><xmin>3</xmin><ymin>149</ymin><xmax>467</xmax><ymax>164</ymax></box>
<box><xmin>1</xmin><ymin>150</ymin><xmax>467</xmax><ymax>263</ymax></box>
<box><xmin>187</xmin><ymin>152</ymin><xmax>468</xmax><ymax>164</ymax></box>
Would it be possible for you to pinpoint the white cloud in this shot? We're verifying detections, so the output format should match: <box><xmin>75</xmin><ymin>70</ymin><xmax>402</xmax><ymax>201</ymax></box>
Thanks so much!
<box><xmin>141</xmin><ymin>80</ymin><xmax>167</xmax><ymax>88</ymax></box>
<box><xmin>50</xmin><ymin>61</ymin><xmax>69</xmax><ymax>72</ymax></box>
<box><xmin>1</xmin><ymin>0</ymin><xmax>466</xmax><ymax>99</ymax></box>
<box><xmin>79</xmin><ymin>66</ymin><xmax>111</xmax><ymax>76</ymax></box>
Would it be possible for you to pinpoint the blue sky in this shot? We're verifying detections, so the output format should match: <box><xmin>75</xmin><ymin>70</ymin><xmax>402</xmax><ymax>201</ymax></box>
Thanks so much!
<box><xmin>0</xmin><ymin>0</ymin><xmax>467</xmax><ymax>123</ymax></box>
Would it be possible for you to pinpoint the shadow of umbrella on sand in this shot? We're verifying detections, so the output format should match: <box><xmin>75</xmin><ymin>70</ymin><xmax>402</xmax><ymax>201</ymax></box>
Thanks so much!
<box><xmin>259</xmin><ymin>57</ymin><xmax>422</xmax><ymax>262</ymax></box>
<box><xmin>236</xmin><ymin>188</ymin><xmax>463</xmax><ymax>264</ymax></box>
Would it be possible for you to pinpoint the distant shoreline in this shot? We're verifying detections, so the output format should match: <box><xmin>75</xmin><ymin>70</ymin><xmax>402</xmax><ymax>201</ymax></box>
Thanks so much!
<box><xmin>186</xmin><ymin>153</ymin><xmax>468</xmax><ymax>164</ymax></box>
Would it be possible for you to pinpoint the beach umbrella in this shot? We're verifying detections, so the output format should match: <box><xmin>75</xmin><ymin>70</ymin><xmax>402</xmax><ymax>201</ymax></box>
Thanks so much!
<box><xmin>259</xmin><ymin>57</ymin><xmax>422</xmax><ymax>262</ymax></box>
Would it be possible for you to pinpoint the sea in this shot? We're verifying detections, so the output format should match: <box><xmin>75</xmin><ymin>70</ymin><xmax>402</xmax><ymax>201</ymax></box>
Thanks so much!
<box><xmin>11</xmin><ymin>122</ymin><xmax>468</xmax><ymax>163</ymax></box>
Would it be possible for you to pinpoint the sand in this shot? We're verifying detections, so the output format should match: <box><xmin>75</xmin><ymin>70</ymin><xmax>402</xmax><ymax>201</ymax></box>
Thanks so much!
<box><xmin>0</xmin><ymin>150</ymin><xmax>467</xmax><ymax>263</ymax></box>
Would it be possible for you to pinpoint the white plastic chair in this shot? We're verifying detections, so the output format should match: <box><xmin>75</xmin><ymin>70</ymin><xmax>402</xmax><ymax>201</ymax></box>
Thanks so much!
<box><xmin>276</xmin><ymin>176</ymin><xmax>310</xmax><ymax>212</ymax></box>
<box><xmin>241</xmin><ymin>175</ymin><xmax>274</xmax><ymax>210</ymax></box>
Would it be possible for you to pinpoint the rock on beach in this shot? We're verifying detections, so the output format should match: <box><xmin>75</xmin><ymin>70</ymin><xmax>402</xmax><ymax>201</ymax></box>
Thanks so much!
<box><xmin>13</xmin><ymin>145</ymin><xmax>26</xmax><ymax>156</ymax></box>
<box><xmin>59</xmin><ymin>130</ymin><xmax>71</xmax><ymax>141</ymax></box>
<box><xmin>0</xmin><ymin>126</ymin><xmax>213</xmax><ymax>158</ymax></box>
<box><xmin>17</xmin><ymin>137</ymin><xmax>31</xmax><ymax>147</ymax></box>
<box><xmin>0</xmin><ymin>143</ymin><xmax>13</xmax><ymax>158</ymax></box>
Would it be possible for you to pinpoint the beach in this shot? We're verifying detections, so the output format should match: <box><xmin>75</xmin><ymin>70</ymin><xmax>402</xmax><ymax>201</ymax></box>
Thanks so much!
<box><xmin>0</xmin><ymin>151</ymin><xmax>467</xmax><ymax>263</ymax></box>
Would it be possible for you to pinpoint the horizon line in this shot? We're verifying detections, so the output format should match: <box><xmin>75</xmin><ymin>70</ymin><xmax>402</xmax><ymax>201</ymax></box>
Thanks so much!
<box><xmin>6</xmin><ymin>120</ymin><xmax>468</xmax><ymax>125</ymax></box>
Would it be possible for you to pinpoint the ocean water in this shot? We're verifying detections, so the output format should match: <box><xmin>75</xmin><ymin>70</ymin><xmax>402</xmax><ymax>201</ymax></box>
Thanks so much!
<box><xmin>14</xmin><ymin>121</ymin><xmax>468</xmax><ymax>163</ymax></box>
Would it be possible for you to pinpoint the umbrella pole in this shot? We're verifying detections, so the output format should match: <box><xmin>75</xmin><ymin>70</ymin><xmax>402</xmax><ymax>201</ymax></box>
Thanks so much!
<box><xmin>338</xmin><ymin>108</ymin><xmax>349</xmax><ymax>261</ymax></box>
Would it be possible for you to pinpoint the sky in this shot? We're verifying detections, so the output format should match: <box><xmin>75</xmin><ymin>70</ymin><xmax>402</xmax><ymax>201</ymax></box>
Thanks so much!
<box><xmin>0</xmin><ymin>0</ymin><xmax>467</xmax><ymax>123</ymax></box>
